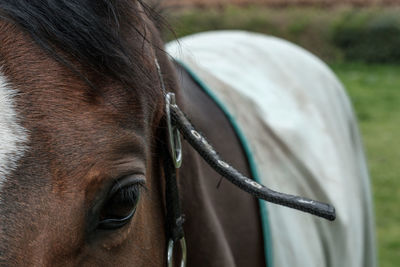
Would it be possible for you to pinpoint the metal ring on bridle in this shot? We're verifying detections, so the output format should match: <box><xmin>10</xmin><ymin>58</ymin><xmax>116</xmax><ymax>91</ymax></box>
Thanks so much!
<box><xmin>167</xmin><ymin>238</ymin><xmax>187</xmax><ymax>267</ymax></box>
<box><xmin>166</xmin><ymin>93</ymin><xmax>183</xmax><ymax>169</ymax></box>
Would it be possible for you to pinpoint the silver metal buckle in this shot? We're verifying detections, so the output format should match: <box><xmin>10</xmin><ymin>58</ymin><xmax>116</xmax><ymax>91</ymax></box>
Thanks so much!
<box><xmin>167</xmin><ymin>238</ymin><xmax>187</xmax><ymax>267</ymax></box>
<box><xmin>166</xmin><ymin>93</ymin><xmax>182</xmax><ymax>169</ymax></box>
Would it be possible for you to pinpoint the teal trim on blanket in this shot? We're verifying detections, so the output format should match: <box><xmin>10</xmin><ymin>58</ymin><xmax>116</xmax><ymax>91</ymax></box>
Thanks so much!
<box><xmin>177</xmin><ymin>60</ymin><xmax>273</xmax><ymax>267</ymax></box>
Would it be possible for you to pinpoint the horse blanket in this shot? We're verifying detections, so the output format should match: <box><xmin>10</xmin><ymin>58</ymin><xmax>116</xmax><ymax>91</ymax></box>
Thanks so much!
<box><xmin>167</xmin><ymin>31</ymin><xmax>376</xmax><ymax>267</ymax></box>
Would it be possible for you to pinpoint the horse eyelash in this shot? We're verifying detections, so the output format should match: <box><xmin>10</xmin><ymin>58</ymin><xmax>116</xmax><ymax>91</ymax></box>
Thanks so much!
<box><xmin>111</xmin><ymin>182</ymin><xmax>147</xmax><ymax>205</ymax></box>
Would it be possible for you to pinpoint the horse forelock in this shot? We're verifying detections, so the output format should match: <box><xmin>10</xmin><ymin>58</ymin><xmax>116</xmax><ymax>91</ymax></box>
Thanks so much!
<box><xmin>0</xmin><ymin>0</ymin><xmax>164</xmax><ymax>102</ymax></box>
<box><xmin>0</xmin><ymin>69</ymin><xmax>28</xmax><ymax>197</ymax></box>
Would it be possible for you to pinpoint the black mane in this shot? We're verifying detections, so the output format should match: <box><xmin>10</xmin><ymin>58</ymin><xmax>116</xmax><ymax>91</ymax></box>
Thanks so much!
<box><xmin>0</xmin><ymin>0</ymin><xmax>161</xmax><ymax>92</ymax></box>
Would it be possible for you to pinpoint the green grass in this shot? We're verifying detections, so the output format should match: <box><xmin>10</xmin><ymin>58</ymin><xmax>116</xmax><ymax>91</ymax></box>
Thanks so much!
<box><xmin>164</xmin><ymin>5</ymin><xmax>400</xmax><ymax>63</ymax></box>
<box><xmin>164</xmin><ymin>5</ymin><xmax>344</xmax><ymax>61</ymax></box>
<box><xmin>331</xmin><ymin>63</ymin><xmax>400</xmax><ymax>267</ymax></box>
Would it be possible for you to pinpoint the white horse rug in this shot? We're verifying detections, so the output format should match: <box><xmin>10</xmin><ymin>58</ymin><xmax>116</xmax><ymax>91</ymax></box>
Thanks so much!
<box><xmin>167</xmin><ymin>31</ymin><xmax>376</xmax><ymax>267</ymax></box>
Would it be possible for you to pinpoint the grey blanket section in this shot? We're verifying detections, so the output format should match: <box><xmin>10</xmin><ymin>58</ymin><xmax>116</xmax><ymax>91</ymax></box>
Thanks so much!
<box><xmin>167</xmin><ymin>31</ymin><xmax>376</xmax><ymax>267</ymax></box>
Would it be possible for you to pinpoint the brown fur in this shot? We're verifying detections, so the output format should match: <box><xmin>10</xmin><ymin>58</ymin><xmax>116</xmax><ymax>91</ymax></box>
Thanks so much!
<box><xmin>0</xmin><ymin>3</ymin><xmax>264</xmax><ymax>266</ymax></box>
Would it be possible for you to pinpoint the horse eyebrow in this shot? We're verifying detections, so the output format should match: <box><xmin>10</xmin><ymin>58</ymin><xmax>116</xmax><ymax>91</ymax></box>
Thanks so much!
<box><xmin>111</xmin><ymin>131</ymin><xmax>148</xmax><ymax>162</ymax></box>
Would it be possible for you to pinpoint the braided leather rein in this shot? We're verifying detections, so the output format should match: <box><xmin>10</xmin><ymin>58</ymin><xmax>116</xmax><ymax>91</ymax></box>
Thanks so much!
<box><xmin>168</xmin><ymin>93</ymin><xmax>336</xmax><ymax>221</ymax></box>
<box><xmin>156</xmin><ymin>59</ymin><xmax>335</xmax><ymax>267</ymax></box>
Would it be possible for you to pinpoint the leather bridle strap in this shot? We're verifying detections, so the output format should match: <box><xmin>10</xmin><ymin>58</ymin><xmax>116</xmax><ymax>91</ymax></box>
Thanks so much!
<box><xmin>156</xmin><ymin>60</ymin><xmax>187</xmax><ymax>267</ymax></box>
<box><xmin>163</xmin><ymin>144</ymin><xmax>186</xmax><ymax>267</ymax></box>
<box><xmin>168</xmin><ymin>97</ymin><xmax>336</xmax><ymax>221</ymax></box>
<box><xmin>164</xmin><ymin>148</ymin><xmax>185</xmax><ymax>242</ymax></box>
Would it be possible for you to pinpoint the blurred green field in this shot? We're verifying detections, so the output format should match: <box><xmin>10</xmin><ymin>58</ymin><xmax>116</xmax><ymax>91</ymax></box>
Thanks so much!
<box><xmin>164</xmin><ymin>5</ymin><xmax>400</xmax><ymax>63</ymax></box>
<box><xmin>331</xmin><ymin>63</ymin><xmax>400</xmax><ymax>267</ymax></box>
<box><xmin>164</xmin><ymin>6</ymin><xmax>400</xmax><ymax>265</ymax></box>
<box><xmin>164</xmin><ymin>5</ymin><xmax>344</xmax><ymax>60</ymax></box>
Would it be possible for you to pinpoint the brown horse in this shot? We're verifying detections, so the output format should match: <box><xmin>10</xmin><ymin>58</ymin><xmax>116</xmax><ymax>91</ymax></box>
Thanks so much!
<box><xmin>0</xmin><ymin>1</ymin><xmax>265</xmax><ymax>266</ymax></box>
<box><xmin>0</xmin><ymin>0</ymin><xmax>377</xmax><ymax>266</ymax></box>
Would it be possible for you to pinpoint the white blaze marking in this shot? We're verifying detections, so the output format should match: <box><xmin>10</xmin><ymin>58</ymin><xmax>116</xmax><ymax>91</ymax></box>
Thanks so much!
<box><xmin>0</xmin><ymin>69</ymin><xmax>28</xmax><ymax>194</ymax></box>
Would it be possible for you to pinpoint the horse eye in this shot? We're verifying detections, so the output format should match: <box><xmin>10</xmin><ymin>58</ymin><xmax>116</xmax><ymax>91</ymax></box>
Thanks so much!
<box><xmin>97</xmin><ymin>178</ymin><xmax>144</xmax><ymax>230</ymax></box>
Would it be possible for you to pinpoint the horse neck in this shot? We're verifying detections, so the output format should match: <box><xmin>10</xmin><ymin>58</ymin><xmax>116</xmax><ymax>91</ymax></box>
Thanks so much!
<box><xmin>172</xmin><ymin>62</ymin><xmax>265</xmax><ymax>266</ymax></box>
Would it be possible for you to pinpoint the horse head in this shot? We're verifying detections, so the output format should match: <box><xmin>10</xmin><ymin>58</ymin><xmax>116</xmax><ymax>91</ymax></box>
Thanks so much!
<box><xmin>0</xmin><ymin>1</ymin><xmax>178</xmax><ymax>265</ymax></box>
